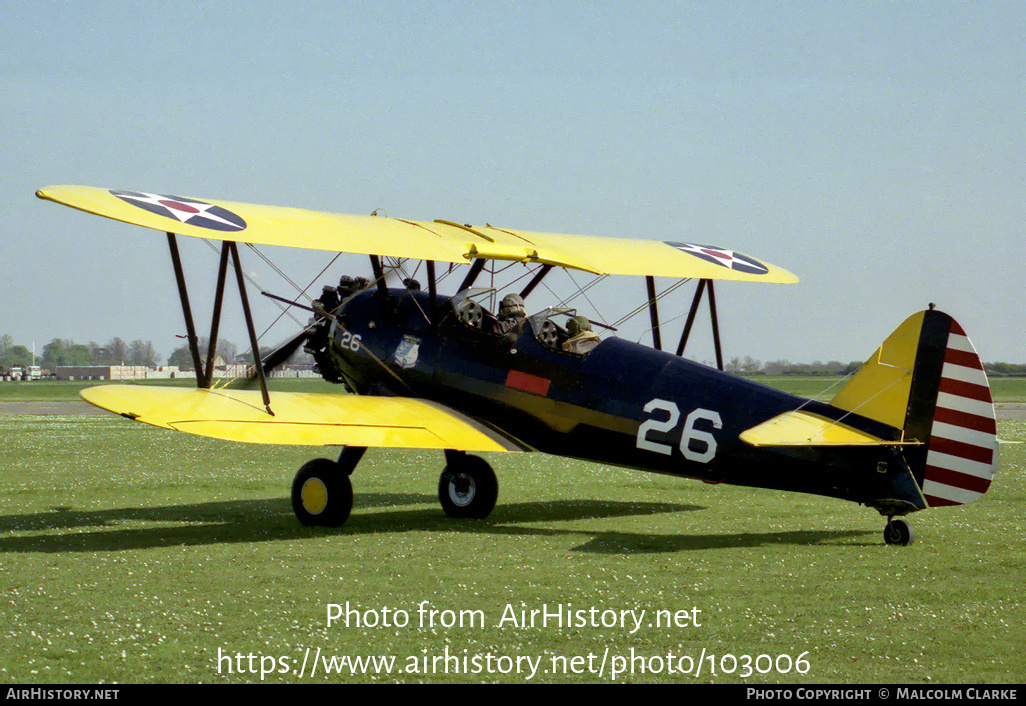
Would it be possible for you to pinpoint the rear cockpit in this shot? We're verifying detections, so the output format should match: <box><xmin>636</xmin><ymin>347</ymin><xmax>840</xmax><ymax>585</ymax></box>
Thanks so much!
<box><xmin>448</xmin><ymin>288</ymin><xmax>603</xmax><ymax>357</ymax></box>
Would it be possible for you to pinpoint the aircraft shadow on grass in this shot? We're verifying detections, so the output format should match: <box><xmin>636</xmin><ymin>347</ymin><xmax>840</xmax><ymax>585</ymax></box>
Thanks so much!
<box><xmin>0</xmin><ymin>494</ymin><xmax>871</xmax><ymax>554</ymax></box>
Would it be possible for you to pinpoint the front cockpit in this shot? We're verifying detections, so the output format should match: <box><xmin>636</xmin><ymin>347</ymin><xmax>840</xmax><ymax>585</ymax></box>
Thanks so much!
<box><xmin>302</xmin><ymin>275</ymin><xmax>608</xmax><ymax>396</ymax></box>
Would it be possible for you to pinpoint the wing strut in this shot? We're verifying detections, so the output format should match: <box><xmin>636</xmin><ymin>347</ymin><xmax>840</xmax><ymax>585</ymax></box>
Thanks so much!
<box><xmin>165</xmin><ymin>233</ymin><xmax>273</xmax><ymax>413</ymax></box>
<box><xmin>458</xmin><ymin>258</ymin><xmax>487</xmax><ymax>292</ymax></box>
<box><xmin>203</xmin><ymin>243</ymin><xmax>231</xmax><ymax>388</ymax></box>
<box><xmin>707</xmin><ymin>280</ymin><xmax>724</xmax><ymax>371</ymax></box>
<box><xmin>646</xmin><ymin>276</ymin><xmax>663</xmax><ymax>351</ymax></box>
<box><xmin>675</xmin><ymin>279</ymin><xmax>724</xmax><ymax>371</ymax></box>
<box><xmin>519</xmin><ymin>264</ymin><xmax>553</xmax><ymax>300</ymax></box>
<box><xmin>229</xmin><ymin>241</ymin><xmax>273</xmax><ymax>415</ymax></box>
<box><xmin>369</xmin><ymin>254</ymin><xmax>389</xmax><ymax>296</ymax></box>
<box><xmin>426</xmin><ymin>260</ymin><xmax>438</xmax><ymax>319</ymax></box>
<box><xmin>167</xmin><ymin>233</ymin><xmax>208</xmax><ymax>386</ymax></box>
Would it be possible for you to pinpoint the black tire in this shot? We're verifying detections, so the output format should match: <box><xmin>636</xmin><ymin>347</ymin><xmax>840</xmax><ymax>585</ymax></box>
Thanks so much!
<box><xmin>438</xmin><ymin>455</ymin><xmax>498</xmax><ymax>519</ymax></box>
<box><xmin>292</xmin><ymin>458</ymin><xmax>353</xmax><ymax>527</ymax></box>
<box><xmin>884</xmin><ymin>518</ymin><xmax>914</xmax><ymax>546</ymax></box>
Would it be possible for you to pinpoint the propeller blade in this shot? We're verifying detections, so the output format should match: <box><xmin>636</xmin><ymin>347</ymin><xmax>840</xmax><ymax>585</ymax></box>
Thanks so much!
<box><xmin>241</xmin><ymin>329</ymin><xmax>308</xmax><ymax>386</ymax></box>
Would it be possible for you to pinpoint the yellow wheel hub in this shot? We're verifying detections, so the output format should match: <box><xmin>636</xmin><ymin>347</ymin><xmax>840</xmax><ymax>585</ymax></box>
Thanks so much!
<box><xmin>301</xmin><ymin>478</ymin><xmax>328</xmax><ymax>515</ymax></box>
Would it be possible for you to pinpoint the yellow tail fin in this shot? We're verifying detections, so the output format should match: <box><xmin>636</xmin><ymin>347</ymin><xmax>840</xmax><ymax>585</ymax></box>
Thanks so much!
<box><xmin>830</xmin><ymin>310</ymin><xmax>998</xmax><ymax>507</ymax></box>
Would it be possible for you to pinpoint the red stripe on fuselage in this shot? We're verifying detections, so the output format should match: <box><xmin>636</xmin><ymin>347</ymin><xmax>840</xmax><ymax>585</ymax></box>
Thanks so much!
<box><xmin>505</xmin><ymin>370</ymin><xmax>551</xmax><ymax>396</ymax></box>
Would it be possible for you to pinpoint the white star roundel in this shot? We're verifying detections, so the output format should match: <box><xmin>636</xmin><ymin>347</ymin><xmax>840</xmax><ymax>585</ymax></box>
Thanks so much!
<box><xmin>110</xmin><ymin>190</ymin><xmax>247</xmax><ymax>232</ymax></box>
<box><xmin>665</xmin><ymin>242</ymin><xmax>769</xmax><ymax>275</ymax></box>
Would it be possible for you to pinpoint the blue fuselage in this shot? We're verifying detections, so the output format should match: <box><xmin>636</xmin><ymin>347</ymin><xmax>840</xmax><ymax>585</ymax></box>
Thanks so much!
<box><xmin>327</xmin><ymin>288</ymin><xmax>921</xmax><ymax>510</ymax></box>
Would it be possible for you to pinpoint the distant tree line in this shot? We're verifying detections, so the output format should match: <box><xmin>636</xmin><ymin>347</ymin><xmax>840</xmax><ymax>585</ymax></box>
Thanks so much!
<box><xmin>727</xmin><ymin>356</ymin><xmax>1026</xmax><ymax>377</ymax></box>
<box><xmin>165</xmin><ymin>338</ymin><xmax>312</xmax><ymax>371</ymax></box>
<box><xmin>725</xmin><ymin>356</ymin><xmax>862</xmax><ymax>376</ymax></box>
<box><xmin>984</xmin><ymin>362</ymin><xmax>1026</xmax><ymax>377</ymax></box>
<box><xmin>1</xmin><ymin>333</ymin><xmax>315</xmax><ymax>374</ymax></box>
<box><xmin>0</xmin><ymin>335</ymin><xmax>169</xmax><ymax>371</ymax></box>
<box><xmin>0</xmin><ymin>336</ymin><xmax>164</xmax><ymax>370</ymax></box>
<box><xmin>0</xmin><ymin>334</ymin><xmax>33</xmax><ymax>369</ymax></box>
<box><xmin>166</xmin><ymin>337</ymin><xmax>238</xmax><ymax>370</ymax></box>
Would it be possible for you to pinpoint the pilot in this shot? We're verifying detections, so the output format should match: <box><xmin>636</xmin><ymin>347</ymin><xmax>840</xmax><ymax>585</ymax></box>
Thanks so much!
<box><xmin>562</xmin><ymin>315</ymin><xmax>600</xmax><ymax>354</ymax></box>
<box><xmin>494</xmin><ymin>293</ymin><xmax>526</xmax><ymax>336</ymax></box>
<box><xmin>336</xmin><ymin>275</ymin><xmax>358</xmax><ymax>300</ymax></box>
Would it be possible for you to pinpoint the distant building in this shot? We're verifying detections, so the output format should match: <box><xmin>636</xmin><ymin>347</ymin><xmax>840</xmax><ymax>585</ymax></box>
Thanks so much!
<box><xmin>53</xmin><ymin>363</ymin><xmax>317</xmax><ymax>381</ymax></box>
<box><xmin>55</xmin><ymin>365</ymin><xmax>154</xmax><ymax>381</ymax></box>
<box><xmin>54</xmin><ymin>365</ymin><xmax>196</xmax><ymax>381</ymax></box>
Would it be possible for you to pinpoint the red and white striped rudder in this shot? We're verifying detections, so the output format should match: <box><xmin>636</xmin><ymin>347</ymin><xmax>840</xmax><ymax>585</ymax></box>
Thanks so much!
<box><xmin>920</xmin><ymin>319</ymin><xmax>999</xmax><ymax>507</ymax></box>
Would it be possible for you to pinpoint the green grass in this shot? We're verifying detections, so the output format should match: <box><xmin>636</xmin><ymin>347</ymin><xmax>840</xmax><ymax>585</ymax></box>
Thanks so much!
<box><xmin>0</xmin><ymin>410</ymin><xmax>1023</xmax><ymax>684</ymax></box>
<box><xmin>0</xmin><ymin>380</ymin><xmax>95</xmax><ymax>401</ymax></box>
<box><xmin>983</xmin><ymin>377</ymin><xmax>1026</xmax><ymax>402</ymax></box>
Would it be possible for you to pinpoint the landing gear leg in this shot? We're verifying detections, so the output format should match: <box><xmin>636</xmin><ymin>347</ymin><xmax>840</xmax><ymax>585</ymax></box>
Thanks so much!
<box><xmin>883</xmin><ymin>516</ymin><xmax>915</xmax><ymax>546</ymax></box>
<box><xmin>438</xmin><ymin>450</ymin><xmax>498</xmax><ymax>519</ymax></box>
<box><xmin>291</xmin><ymin>446</ymin><xmax>367</xmax><ymax>527</ymax></box>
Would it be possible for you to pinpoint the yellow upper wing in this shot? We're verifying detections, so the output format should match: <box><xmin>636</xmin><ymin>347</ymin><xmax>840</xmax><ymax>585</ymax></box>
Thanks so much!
<box><xmin>37</xmin><ymin>185</ymin><xmax>798</xmax><ymax>283</ymax></box>
<box><xmin>81</xmin><ymin>385</ymin><xmax>527</xmax><ymax>452</ymax></box>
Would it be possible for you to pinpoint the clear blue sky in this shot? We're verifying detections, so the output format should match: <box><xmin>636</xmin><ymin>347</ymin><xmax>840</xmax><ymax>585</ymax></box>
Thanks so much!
<box><xmin>2</xmin><ymin>1</ymin><xmax>1023</xmax><ymax>366</ymax></box>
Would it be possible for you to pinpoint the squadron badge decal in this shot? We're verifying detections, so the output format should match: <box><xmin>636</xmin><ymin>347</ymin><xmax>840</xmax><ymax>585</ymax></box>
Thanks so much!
<box><xmin>393</xmin><ymin>335</ymin><xmax>421</xmax><ymax>369</ymax></box>
<box><xmin>666</xmin><ymin>242</ymin><xmax>769</xmax><ymax>276</ymax></box>
<box><xmin>111</xmin><ymin>190</ymin><xmax>247</xmax><ymax>232</ymax></box>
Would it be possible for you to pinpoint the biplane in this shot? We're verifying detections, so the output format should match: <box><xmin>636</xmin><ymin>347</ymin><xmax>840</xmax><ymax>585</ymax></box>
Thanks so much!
<box><xmin>37</xmin><ymin>185</ymin><xmax>1000</xmax><ymax>545</ymax></box>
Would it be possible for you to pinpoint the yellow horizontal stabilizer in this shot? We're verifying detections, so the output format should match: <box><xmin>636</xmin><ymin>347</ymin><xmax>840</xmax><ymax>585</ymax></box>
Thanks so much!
<box><xmin>38</xmin><ymin>185</ymin><xmax>797</xmax><ymax>283</ymax></box>
<box><xmin>740</xmin><ymin>410</ymin><xmax>918</xmax><ymax>447</ymax></box>
<box><xmin>80</xmin><ymin>385</ymin><xmax>525</xmax><ymax>452</ymax></box>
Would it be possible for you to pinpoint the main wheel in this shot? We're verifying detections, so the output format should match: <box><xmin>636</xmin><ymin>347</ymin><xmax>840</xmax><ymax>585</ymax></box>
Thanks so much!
<box><xmin>438</xmin><ymin>455</ymin><xmax>498</xmax><ymax>519</ymax></box>
<box><xmin>883</xmin><ymin>517</ymin><xmax>914</xmax><ymax>546</ymax></box>
<box><xmin>292</xmin><ymin>458</ymin><xmax>353</xmax><ymax>527</ymax></box>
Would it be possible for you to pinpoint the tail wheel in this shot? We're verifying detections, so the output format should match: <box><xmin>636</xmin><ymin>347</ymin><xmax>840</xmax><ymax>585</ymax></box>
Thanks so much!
<box><xmin>292</xmin><ymin>458</ymin><xmax>353</xmax><ymax>527</ymax></box>
<box><xmin>884</xmin><ymin>517</ymin><xmax>915</xmax><ymax>546</ymax></box>
<box><xmin>438</xmin><ymin>455</ymin><xmax>498</xmax><ymax>519</ymax></box>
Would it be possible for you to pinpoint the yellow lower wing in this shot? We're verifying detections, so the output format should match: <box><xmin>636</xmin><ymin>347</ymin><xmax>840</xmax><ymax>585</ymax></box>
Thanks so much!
<box><xmin>81</xmin><ymin>385</ymin><xmax>526</xmax><ymax>452</ymax></box>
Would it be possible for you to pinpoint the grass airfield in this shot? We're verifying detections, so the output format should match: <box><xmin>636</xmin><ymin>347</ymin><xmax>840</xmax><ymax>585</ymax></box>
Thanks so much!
<box><xmin>0</xmin><ymin>379</ymin><xmax>1023</xmax><ymax>684</ymax></box>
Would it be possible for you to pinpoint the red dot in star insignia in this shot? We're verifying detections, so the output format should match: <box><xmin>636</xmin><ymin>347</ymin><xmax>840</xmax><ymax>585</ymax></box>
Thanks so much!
<box><xmin>158</xmin><ymin>200</ymin><xmax>200</xmax><ymax>214</ymax></box>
